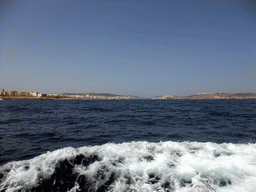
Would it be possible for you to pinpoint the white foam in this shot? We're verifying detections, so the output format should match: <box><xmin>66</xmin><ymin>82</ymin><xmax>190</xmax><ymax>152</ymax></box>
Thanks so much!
<box><xmin>1</xmin><ymin>141</ymin><xmax>256</xmax><ymax>191</ymax></box>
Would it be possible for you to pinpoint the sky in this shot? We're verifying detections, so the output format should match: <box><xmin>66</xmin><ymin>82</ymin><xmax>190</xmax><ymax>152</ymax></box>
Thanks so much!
<box><xmin>0</xmin><ymin>0</ymin><xmax>255</xmax><ymax>98</ymax></box>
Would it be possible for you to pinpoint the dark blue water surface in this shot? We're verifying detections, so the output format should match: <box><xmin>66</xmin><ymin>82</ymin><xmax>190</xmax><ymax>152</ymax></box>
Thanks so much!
<box><xmin>0</xmin><ymin>99</ymin><xmax>256</xmax><ymax>165</ymax></box>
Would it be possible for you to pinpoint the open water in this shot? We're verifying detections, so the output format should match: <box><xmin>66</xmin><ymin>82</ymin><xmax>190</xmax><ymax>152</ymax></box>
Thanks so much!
<box><xmin>0</xmin><ymin>99</ymin><xmax>256</xmax><ymax>191</ymax></box>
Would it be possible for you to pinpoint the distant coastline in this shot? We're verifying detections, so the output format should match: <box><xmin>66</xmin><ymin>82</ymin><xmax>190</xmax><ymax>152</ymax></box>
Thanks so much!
<box><xmin>1</xmin><ymin>88</ymin><xmax>256</xmax><ymax>100</ymax></box>
<box><xmin>0</xmin><ymin>96</ymin><xmax>80</xmax><ymax>100</ymax></box>
<box><xmin>151</xmin><ymin>93</ymin><xmax>256</xmax><ymax>100</ymax></box>
<box><xmin>0</xmin><ymin>95</ymin><xmax>137</xmax><ymax>100</ymax></box>
<box><xmin>0</xmin><ymin>89</ymin><xmax>138</xmax><ymax>100</ymax></box>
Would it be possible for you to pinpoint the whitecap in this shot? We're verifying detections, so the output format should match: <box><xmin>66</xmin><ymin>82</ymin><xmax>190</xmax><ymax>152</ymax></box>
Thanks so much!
<box><xmin>1</xmin><ymin>141</ymin><xmax>256</xmax><ymax>192</ymax></box>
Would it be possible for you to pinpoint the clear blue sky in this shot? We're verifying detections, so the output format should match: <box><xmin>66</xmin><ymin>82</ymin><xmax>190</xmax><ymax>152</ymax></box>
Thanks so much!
<box><xmin>1</xmin><ymin>0</ymin><xmax>255</xmax><ymax>98</ymax></box>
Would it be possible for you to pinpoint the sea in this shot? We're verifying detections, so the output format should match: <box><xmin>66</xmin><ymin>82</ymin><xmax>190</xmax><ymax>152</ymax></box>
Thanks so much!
<box><xmin>0</xmin><ymin>99</ymin><xmax>256</xmax><ymax>192</ymax></box>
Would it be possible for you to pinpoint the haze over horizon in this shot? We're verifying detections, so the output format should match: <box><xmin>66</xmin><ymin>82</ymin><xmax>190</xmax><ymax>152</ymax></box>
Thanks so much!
<box><xmin>1</xmin><ymin>0</ymin><xmax>256</xmax><ymax>98</ymax></box>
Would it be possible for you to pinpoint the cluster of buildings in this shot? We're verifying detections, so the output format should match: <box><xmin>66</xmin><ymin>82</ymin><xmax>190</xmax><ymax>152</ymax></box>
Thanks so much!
<box><xmin>0</xmin><ymin>89</ymin><xmax>136</xmax><ymax>100</ymax></box>
<box><xmin>152</xmin><ymin>95</ymin><xmax>175</xmax><ymax>99</ymax></box>
<box><xmin>83</xmin><ymin>95</ymin><xmax>137</xmax><ymax>100</ymax></box>
<box><xmin>67</xmin><ymin>94</ymin><xmax>137</xmax><ymax>100</ymax></box>
<box><xmin>0</xmin><ymin>89</ymin><xmax>58</xmax><ymax>98</ymax></box>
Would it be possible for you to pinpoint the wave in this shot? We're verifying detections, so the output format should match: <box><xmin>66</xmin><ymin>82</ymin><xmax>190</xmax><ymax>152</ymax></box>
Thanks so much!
<box><xmin>1</xmin><ymin>141</ymin><xmax>256</xmax><ymax>192</ymax></box>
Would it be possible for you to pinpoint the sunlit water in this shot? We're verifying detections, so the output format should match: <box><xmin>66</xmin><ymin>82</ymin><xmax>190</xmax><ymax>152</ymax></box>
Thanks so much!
<box><xmin>1</xmin><ymin>99</ymin><xmax>256</xmax><ymax>191</ymax></box>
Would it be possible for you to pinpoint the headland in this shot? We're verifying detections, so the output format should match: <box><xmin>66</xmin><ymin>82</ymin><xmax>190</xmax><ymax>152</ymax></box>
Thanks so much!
<box><xmin>151</xmin><ymin>93</ymin><xmax>256</xmax><ymax>99</ymax></box>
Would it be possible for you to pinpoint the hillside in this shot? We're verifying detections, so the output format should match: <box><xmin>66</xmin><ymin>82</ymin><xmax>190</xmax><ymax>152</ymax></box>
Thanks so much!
<box><xmin>152</xmin><ymin>93</ymin><xmax>256</xmax><ymax>99</ymax></box>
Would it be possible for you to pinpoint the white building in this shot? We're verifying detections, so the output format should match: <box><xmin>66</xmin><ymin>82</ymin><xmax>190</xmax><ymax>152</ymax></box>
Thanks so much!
<box><xmin>30</xmin><ymin>92</ymin><xmax>37</xmax><ymax>97</ymax></box>
<box><xmin>47</xmin><ymin>94</ymin><xmax>58</xmax><ymax>96</ymax></box>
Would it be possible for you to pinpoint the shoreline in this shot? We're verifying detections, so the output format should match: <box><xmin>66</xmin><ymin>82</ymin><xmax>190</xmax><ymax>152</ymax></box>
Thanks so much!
<box><xmin>0</xmin><ymin>96</ymin><xmax>82</xmax><ymax>100</ymax></box>
<box><xmin>1</xmin><ymin>96</ymin><xmax>256</xmax><ymax>100</ymax></box>
<box><xmin>1</xmin><ymin>93</ymin><xmax>256</xmax><ymax>100</ymax></box>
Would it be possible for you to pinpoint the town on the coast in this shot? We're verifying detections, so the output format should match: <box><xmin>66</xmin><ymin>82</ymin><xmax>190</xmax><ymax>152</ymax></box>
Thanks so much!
<box><xmin>0</xmin><ymin>88</ymin><xmax>137</xmax><ymax>100</ymax></box>
<box><xmin>1</xmin><ymin>88</ymin><xmax>256</xmax><ymax>100</ymax></box>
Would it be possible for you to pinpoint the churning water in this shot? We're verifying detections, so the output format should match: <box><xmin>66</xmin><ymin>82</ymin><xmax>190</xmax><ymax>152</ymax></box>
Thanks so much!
<box><xmin>0</xmin><ymin>99</ymin><xmax>256</xmax><ymax>191</ymax></box>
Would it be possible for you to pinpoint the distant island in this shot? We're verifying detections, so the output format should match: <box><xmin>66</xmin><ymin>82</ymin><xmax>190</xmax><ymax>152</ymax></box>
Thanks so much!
<box><xmin>151</xmin><ymin>93</ymin><xmax>256</xmax><ymax>99</ymax></box>
<box><xmin>1</xmin><ymin>88</ymin><xmax>256</xmax><ymax>100</ymax></box>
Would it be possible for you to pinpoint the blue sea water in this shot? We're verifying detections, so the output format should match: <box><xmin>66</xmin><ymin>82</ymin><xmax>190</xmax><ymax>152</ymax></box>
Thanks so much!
<box><xmin>0</xmin><ymin>99</ymin><xmax>256</xmax><ymax>191</ymax></box>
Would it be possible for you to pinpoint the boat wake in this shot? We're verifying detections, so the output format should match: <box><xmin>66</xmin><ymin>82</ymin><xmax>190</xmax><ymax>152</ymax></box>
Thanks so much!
<box><xmin>1</xmin><ymin>141</ymin><xmax>256</xmax><ymax>192</ymax></box>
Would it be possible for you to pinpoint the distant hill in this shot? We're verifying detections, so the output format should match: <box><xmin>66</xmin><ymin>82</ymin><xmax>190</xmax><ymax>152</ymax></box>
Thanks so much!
<box><xmin>152</xmin><ymin>93</ymin><xmax>256</xmax><ymax>99</ymax></box>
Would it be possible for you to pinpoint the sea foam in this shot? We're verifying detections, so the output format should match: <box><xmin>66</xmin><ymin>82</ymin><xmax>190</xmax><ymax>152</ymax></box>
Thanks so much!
<box><xmin>1</xmin><ymin>141</ymin><xmax>256</xmax><ymax>192</ymax></box>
